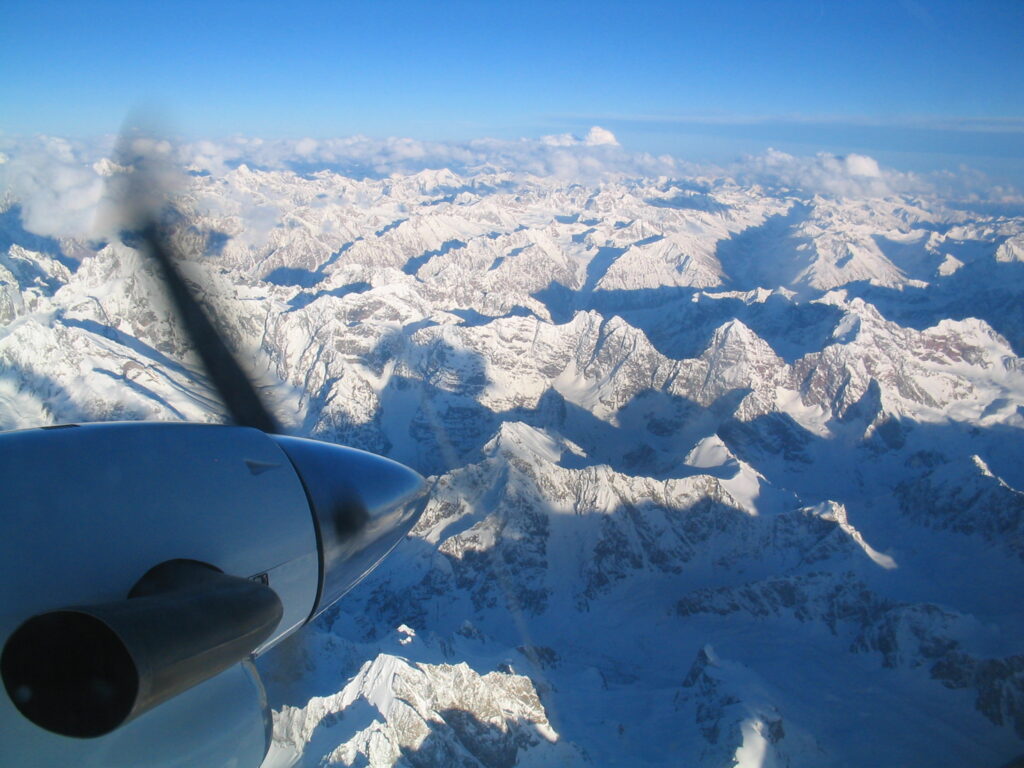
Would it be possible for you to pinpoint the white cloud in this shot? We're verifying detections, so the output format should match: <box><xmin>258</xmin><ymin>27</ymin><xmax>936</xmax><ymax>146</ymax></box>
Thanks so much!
<box><xmin>730</xmin><ymin>148</ymin><xmax>914</xmax><ymax>197</ymax></box>
<box><xmin>0</xmin><ymin>133</ymin><xmax>197</xmax><ymax>240</ymax></box>
<box><xmin>128</xmin><ymin>137</ymin><xmax>172</xmax><ymax>158</ymax></box>
<box><xmin>722</xmin><ymin>147</ymin><xmax>1024</xmax><ymax>206</ymax></box>
<box><xmin>540</xmin><ymin>126</ymin><xmax>619</xmax><ymax>148</ymax></box>
<box><xmin>294</xmin><ymin>137</ymin><xmax>319</xmax><ymax>157</ymax></box>
<box><xmin>584</xmin><ymin>126</ymin><xmax>619</xmax><ymax>146</ymax></box>
<box><xmin>843</xmin><ymin>153</ymin><xmax>881</xmax><ymax>178</ymax></box>
<box><xmin>174</xmin><ymin>130</ymin><xmax>674</xmax><ymax>182</ymax></box>
<box><xmin>0</xmin><ymin>136</ymin><xmax>110</xmax><ymax>238</ymax></box>
<box><xmin>540</xmin><ymin>132</ymin><xmax>578</xmax><ymax>147</ymax></box>
<box><xmin>92</xmin><ymin>158</ymin><xmax>131</xmax><ymax>177</ymax></box>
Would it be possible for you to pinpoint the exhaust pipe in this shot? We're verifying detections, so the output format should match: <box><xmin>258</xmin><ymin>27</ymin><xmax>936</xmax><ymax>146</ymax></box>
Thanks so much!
<box><xmin>1</xmin><ymin>560</ymin><xmax>282</xmax><ymax>738</ymax></box>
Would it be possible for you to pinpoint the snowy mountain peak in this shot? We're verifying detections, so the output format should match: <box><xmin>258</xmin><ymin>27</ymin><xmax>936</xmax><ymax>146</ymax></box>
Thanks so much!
<box><xmin>2</xmin><ymin>149</ymin><xmax>1022</xmax><ymax>766</ymax></box>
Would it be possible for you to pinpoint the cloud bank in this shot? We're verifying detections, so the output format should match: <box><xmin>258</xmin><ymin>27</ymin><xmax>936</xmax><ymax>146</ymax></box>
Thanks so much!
<box><xmin>181</xmin><ymin>127</ymin><xmax>663</xmax><ymax>181</ymax></box>
<box><xmin>1</xmin><ymin>129</ymin><xmax>1019</xmax><ymax>240</ymax></box>
<box><xmin>731</xmin><ymin>148</ymin><xmax>907</xmax><ymax>198</ymax></box>
<box><xmin>727</xmin><ymin>147</ymin><xmax>1024</xmax><ymax>206</ymax></box>
<box><xmin>0</xmin><ymin>136</ymin><xmax>111</xmax><ymax>239</ymax></box>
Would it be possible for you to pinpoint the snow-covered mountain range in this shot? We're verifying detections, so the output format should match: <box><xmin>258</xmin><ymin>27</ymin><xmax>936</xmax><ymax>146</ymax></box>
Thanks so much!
<box><xmin>1</xmin><ymin>138</ymin><xmax>1023</xmax><ymax>767</ymax></box>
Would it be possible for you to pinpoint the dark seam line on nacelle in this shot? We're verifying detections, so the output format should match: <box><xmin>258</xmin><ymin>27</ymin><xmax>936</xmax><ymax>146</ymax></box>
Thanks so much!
<box><xmin>276</xmin><ymin>449</ymin><xmax>326</xmax><ymax>625</ymax></box>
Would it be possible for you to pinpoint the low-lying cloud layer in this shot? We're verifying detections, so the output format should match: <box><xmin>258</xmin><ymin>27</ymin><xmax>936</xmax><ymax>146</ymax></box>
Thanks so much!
<box><xmin>0</xmin><ymin>136</ymin><xmax>110</xmax><ymax>238</ymax></box>
<box><xmin>1</xmin><ymin>128</ymin><xmax>1019</xmax><ymax>240</ymax></box>
<box><xmin>728</xmin><ymin>147</ymin><xmax>1024</xmax><ymax>203</ymax></box>
<box><xmin>183</xmin><ymin>127</ymin><xmax>665</xmax><ymax>180</ymax></box>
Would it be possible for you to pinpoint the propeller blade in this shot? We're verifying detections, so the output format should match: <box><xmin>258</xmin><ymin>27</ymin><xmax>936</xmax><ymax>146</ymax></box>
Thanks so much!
<box><xmin>106</xmin><ymin>124</ymin><xmax>280</xmax><ymax>433</ymax></box>
<box><xmin>139</xmin><ymin>220</ymin><xmax>281</xmax><ymax>434</ymax></box>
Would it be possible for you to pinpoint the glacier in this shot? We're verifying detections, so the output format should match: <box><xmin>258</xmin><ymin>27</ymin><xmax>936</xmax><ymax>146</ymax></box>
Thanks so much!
<box><xmin>1</xmin><ymin>142</ymin><xmax>1023</xmax><ymax>767</ymax></box>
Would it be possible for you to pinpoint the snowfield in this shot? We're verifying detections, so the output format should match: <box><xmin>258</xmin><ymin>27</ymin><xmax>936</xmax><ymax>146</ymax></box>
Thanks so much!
<box><xmin>2</xmin><ymin>139</ymin><xmax>1023</xmax><ymax>767</ymax></box>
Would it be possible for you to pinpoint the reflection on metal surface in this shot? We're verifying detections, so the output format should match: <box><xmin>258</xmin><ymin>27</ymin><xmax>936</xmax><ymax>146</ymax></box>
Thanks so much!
<box><xmin>271</xmin><ymin>435</ymin><xmax>427</xmax><ymax>616</ymax></box>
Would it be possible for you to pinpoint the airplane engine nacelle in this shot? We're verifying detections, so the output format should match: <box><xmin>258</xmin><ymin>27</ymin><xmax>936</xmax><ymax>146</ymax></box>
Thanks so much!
<box><xmin>0</xmin><ymin>421</ymin><xmax>425</xmax><ymax>766</ymax></box>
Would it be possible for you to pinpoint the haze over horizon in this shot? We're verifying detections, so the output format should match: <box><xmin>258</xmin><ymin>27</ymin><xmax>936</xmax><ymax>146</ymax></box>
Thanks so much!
<box><xmin>3</xmin><ymin>0</ymin><xmax>1023</xmax><ymax>186</ymax></box>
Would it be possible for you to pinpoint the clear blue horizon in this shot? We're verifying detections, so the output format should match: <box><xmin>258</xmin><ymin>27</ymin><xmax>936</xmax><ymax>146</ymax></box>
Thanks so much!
<box><xmin>3</xmin><ymin>0</ymin><xmax>1022</xmax><ymax>183</ymax></box>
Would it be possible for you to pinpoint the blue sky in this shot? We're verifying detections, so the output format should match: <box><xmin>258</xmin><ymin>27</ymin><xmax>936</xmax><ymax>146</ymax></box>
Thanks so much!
<box><xmin>3</xmin><ymin>0</ymin><xmax>1022</xmax><ymax>181</ymax></box>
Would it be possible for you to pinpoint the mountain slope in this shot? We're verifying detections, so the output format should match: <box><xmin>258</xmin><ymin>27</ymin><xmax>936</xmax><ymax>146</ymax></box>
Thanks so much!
<box><xmin>2</xmin><ymin>155</ymin><xmax>1023</xmax><ymax>767</ymax></box>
